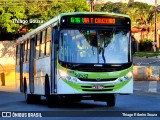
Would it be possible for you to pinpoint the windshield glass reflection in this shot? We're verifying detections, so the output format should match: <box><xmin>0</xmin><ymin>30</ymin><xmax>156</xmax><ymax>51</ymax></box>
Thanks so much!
<box><xmin>59</xmin><ymin>29</ymin><xmax>130</xmax><ymax>64</ymax></box>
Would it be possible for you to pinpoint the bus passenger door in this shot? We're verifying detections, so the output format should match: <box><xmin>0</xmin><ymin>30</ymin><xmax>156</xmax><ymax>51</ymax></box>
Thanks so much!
<box><xmin>29</xmin><ymin>38</ymin><xmax>35</xmax><ymax>93</ymax></box>
<box><xmin>51</xmin><ymin>28</ymin><xmax>58</xmax><ymax>93</ymax></box>
<box><xmin>20</xmin><ymin>44</ymin><xmax>24</xmax><ymax>92</ymax></box>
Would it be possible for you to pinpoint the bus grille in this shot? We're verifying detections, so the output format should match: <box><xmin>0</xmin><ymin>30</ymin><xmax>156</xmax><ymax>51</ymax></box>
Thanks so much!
<box><xmin>81</xmin><ymin>85</ymin><xmax>114</xmax><ymax>92</ymax></box>
<box><xmin>78</xmin><ymin>68</ymin><xmax>122</xmax><ymax>72</ymax></box>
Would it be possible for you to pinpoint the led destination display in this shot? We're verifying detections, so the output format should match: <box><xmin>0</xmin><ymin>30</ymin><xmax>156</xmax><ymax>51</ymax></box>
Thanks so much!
<box><xmin>70</xmin><ymin>17</ymin><xmax>116</xmax><ymax>24</ymax></box>
<box><xmin>61</xmin><ymin>15</ymin><xmax>130</xmax><ymax>27</ymax></box>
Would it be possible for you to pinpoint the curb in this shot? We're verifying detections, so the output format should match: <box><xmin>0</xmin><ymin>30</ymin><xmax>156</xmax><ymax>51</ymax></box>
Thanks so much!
<box><xmin>135</xmin><ymin>60</ymin><xmax>160</xmax><ymax>66</ymax></box>
<box><xmin>134</xmin><ymin>81</ymin><xmax>160</xmax><ymax>95</ymax></box>
<box><xmin>134</xmin><ymin>89</ymin><xmax>160</xmax><ymax>94</ymax></box>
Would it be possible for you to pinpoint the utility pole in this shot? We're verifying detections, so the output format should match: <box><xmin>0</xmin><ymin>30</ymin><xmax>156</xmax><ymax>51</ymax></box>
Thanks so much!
<box><xmin>154</xmin><ymin>0</ymin><xmax>158</xmax><ymax>52</ymax></box>
<box><xmin>90</xmin><ymin>0</ymin><xmax>94</xmax><ymax>12</ymax></box>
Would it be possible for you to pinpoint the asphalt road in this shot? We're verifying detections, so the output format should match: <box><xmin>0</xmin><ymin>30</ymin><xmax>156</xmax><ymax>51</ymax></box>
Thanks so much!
<box><xmin>133</xmin><ymin>56</ymin><xmax>160</xmax><ymax>66</ymax></box>
<box><xmin>0</xmin><ymin>90</ymin><xmax>160</xmax><ymax>120</ymax></box>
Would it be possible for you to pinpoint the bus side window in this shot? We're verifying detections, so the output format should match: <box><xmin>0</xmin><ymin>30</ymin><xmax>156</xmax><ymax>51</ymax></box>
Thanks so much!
<box><xmin>40</xmin><ymin>31</ymin><xmax>46</xmax><ymax>57</ymax></box>
<box><xmin>45</xmin><ymin>27</ymin><xmax>52</xmax><ymax>56</ymax></box>
<box><xmin>27</xmin><ymin>39</ymin><xmax>30</xmax><ymax>61</ymax></box>
<box><xmin>42</xmin><ymin>30</ymin><xmax>46</xmax><ymax>43</ymax></box>
<box><xmin>36</xmin><ymin>33</ymin><xmax>41</xmax><ymax>59</ymax></box>
<box><xmin>24</xmin><ymin>41</ymin><xmax>27</xmax><ymax>63</ymax></box>
<box><xmin>16</xmin><ymin>45</ymin><xmax>20</xmax><ymax>65</ymax></box>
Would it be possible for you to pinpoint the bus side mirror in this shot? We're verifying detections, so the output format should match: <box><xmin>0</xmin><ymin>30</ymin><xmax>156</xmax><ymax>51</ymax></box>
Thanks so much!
<box><xmin>131</xmin><ymin>37</ymin><xmax>137</xmax><ymax>54</ymax></box>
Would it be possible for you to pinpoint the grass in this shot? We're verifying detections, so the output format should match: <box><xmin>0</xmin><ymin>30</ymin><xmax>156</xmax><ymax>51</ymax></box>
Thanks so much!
<box><xmin>133</xmin><ymin>51</ymin><xmax>160</xmax><ymax>57</ymax></box>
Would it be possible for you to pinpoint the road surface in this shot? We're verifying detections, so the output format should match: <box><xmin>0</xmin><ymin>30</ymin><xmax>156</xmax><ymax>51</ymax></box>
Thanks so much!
<box><xmin>0</xmin><ymin>90</ymin><xmax>160</xmax><ymax>120</ymax></box>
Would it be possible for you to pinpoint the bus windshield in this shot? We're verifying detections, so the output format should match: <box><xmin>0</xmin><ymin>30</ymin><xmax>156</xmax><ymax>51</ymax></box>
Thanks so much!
<box><xmin>59</xmin><ymin>29</ymin><xmax>130</xmax><ymax>64</ymax></box>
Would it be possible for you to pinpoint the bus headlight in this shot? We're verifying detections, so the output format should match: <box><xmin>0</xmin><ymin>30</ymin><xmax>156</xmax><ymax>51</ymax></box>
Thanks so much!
<box><xmin>59</xmin><ymin>70</ymin><xmax>68</xmax><ymax>78</ymax></box>
<box><xmin>125</xmin><ymin>71</ymin><xmax>133</xmax><ymax>79</ymax></box>
<box><xmin>59</xmin><ymin>70</ymin><xmax>78</xmax><ymax>83</ymax></box>
<box><xmin>118</xmin><ymin>71</ymin><xmax>132</xmax><ymax>82</ymax></box>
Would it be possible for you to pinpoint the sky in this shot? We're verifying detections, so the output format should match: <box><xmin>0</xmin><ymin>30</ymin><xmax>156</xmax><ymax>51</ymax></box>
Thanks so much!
<box><xmin>111</xmin><ymin>0</ymin><xmax>159</xmax><ymax>5</ymax></box>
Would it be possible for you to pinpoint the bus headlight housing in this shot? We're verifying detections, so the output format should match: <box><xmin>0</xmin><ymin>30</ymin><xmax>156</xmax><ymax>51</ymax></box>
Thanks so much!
<box><xmin>59</xmin><ymin>70</ymin><xmax>68</xmax><ymax>77</ymax></box>
<box><xmin>59</xmin><ymin>70</ymin><xmax>78</xmax><ymax>83</ymax></box>
<box><xmin>118</xmin><ymin>71</ymin><xmax>132</xmax><ymax>82</ymax></box>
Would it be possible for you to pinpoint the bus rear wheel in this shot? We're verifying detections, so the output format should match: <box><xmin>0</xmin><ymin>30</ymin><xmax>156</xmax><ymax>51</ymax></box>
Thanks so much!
<box><xmin>106</xmin><ymin>94</ymin><xmax>116</xmax><ymax>107</ymax></box>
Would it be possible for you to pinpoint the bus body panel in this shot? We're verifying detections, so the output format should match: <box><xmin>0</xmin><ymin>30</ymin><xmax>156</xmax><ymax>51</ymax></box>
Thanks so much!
<box><xmin>23</xmin><ymin>63</ymin><xmax>29</xmax><ymax>80</ymax></box>
<box><xmin>15</xmin><ymin>66</ymin><xmax>20</xmax><ymax>91</ymax></box>
<box><xmin>33</xmin><ymin>57</ymin><xmax>51</xmax><ymax>95</ymax></box>
<box><xmin>56</xmin><ymin>78</ymin><xmax>133</xmax><ymax>94</ymax></box>
<box><xmin>56</xmin><ymin>65</ymin><xmax>133</xmax><ymax>94</ymax></box>
<box><xmin>34</xmin><ymin>57</ymin><xmax>51</xmax><ymax>78</ymax></box>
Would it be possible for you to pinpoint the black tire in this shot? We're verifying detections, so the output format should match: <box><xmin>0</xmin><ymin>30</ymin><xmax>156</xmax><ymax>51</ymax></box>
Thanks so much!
<box><xmin>45</xmin><ymin>74</ymin><xmax>61</xmax><ymax>107</ymax></box>
<box><xmin>24</xmin><ymin>78</ymin><xmax>41</xmax><ymax>104</ymax></box>
<box><xmin>45</xmin><ymin>74</ymin><xmax>51</xmax><ymax>107</ymax></box>
<box><xmin>106</xmin><ymin>94</ymin><xmax>116</xmax><ymax>107</ymax></box>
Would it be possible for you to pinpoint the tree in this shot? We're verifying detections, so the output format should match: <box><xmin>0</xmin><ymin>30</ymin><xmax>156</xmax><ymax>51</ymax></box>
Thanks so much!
<box><xmin>0</xmin><ymin>0</ymin><xmax>26</xmax><ymax>34</ymax></box>
<box><xmin>0</xmin><ymin>41</ymin><xmax>16</xmax><ymax>58</ymax></box>
<box><xmin>94</xmin><ymin>4</ymin><xmax>104</xmax><ymax>12</ymax></box>
<box><xmin>97</xmin><ymin>2</ymin><xmax>128</xmax><ymax>14</ymax></box>
<box><xmin>0</xmin><ymin>0</ymin><xmax>90</xmax><ymax>39</ymax></box>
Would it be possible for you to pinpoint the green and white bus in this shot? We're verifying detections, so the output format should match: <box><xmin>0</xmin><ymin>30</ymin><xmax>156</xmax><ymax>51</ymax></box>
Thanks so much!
<box><xmin>16</xmin><ymin>12</ymin><xmax>133</xmax><ymax>107</ymax></box>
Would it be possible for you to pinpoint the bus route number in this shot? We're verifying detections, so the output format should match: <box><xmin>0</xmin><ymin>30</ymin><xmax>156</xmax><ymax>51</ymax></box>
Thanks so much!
<box><xmin>75</xmin><ymin>73</ymin><xmax>88</xmax><ymax>79</ymax></box>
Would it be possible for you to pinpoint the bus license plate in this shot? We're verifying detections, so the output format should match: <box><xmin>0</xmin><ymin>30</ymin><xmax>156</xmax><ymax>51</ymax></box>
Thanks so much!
<box><xmin>92</xmin><ymin>85</ymin><xmax>104</xmax><ymax>89</ymax></box>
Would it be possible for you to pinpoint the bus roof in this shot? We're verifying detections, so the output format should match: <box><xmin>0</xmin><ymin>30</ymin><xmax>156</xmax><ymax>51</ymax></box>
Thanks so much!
<box><xmin>58</xmin><ymin>12</ymin><xmax>130</xmax><ymax>18</ymax></box>
<box><xmin>16</xmin><ymin>12</ymin><xmax>130</xmax><ymax>43</ymax></box>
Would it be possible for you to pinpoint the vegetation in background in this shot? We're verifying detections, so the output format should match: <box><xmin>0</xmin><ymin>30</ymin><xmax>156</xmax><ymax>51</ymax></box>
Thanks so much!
<box><xmin>0</xmin><ymin>0</ymin><xmax>90</xmax><ymax>39</ymax></box>
<box><xmin>94</xmin><ymin>2</ymin><xmax>156</xmax><ymax>27</ymax></box>
<box><xmin>0</xmin><ymin>0</ymin><xmax>159</xmax><ymax>39</ymax></box>
<box><xmin>139</xmin><ymin>38</ymin><xmax>153</xmax><ymax>51</ymax></box>
<box><xmin>134</xmin><ymin>51</ymin><xmax>160</xmax><ymax>57</ymax></box>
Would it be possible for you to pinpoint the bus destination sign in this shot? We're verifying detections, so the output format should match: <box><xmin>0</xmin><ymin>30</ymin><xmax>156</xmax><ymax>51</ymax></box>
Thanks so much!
<box><xmin>69</xmin><ymin>17</ymin><xmax>116</xmax><ymax>25</ymax></box>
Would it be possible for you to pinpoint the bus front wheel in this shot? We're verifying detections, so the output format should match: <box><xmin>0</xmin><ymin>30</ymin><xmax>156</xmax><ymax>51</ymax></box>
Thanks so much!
<box><xmin>45</xmin><ymin>74</ymin><xmax>61</xmax><ymax>107</ymax></box>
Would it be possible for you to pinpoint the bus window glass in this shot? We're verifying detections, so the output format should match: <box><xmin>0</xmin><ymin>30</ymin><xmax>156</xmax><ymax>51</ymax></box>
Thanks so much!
<box><xmin>36</xmin><ymin>33</ymin><xmax>41</xmax><ymax>46</ymax></box>
<box><xmin>28</xmin><ymin>39</ymin><xmax>30</xmax><ymax>49</ymax></box>
<box><xmin>40</xmin><ymin>43</ymin><xmax>45</xmax><ymax>57</ymax></box>
<box><xmin>59</xmin><ymin>29</ymin><xmax>130</xmax><ymax>64</ymax></box>
<box><xmin>27</xmin><ymin>39</ymin><xmax>30</xmax><ymax>61</ymax></box>
<box><xmin>24</xmin><ymin>41</ymin><xmax>27</xmax><ymax>51</ymax></box>
<box><xmin>35</xmin><ymin>33</ymin><xmax>41</xmax><ymax>59</ymax></box>
<box><xmin>98</xmin><ymin>30</ymin><xmax>129</xmax><ymax>63</ymax></box>
<box><xmin>46</xmin><ymin>41</ymin><xmax>51</xmax><ymax>56</ymax></box>
<box><xmin>46</xmin><ymin>27</ymin><xmax>52</xmax><ymax>41</ymax></box>
<box><xmin>24</xmin><ymin>41</ymin><xmax>27</xmax><ymax>62</ymax></box>
<box><xmin>42</xmin><ymin>30</ymin><xmax>46</xmax><ymax>43</ymax></box>
<box><xmin>16</xmin><ymin>45</ymin><xmax>20</xmax><ymax>65</ymax></box>
<box><xmin>36</xmin><ymin>46</ymin><xmax>40</xmax><ymax>59</ymax></box>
